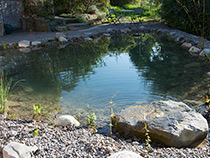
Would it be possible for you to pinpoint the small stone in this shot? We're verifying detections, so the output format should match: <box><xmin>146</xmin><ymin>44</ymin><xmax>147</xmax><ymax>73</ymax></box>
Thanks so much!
<box><xmin>59</xmin><ymin>36</ymin><xmax>68</xmax><ymax>43</ymax></box>
<box><xmin>19</xmin><ymin>48</ymin><xmax>31</xmax><ymax>53</ymax></box>
<box><xmin>55</xmin><ymin>32</ymin><xmax>67</xmax><ymax>39</ymax></box>
<box><xmin>32</xmin><ymin>47</ymin><xmax>42</xmax><ymax>51</ymax></box>
<box><xmin>103</xmin><ymin>33</ymin><xmax>111</xmax><ymax>37</ymax></box>
<box><xmin>169</xmin><ymin>32</ymin><xmax>176</xmax><ymax>36</ymax></box>
<box><xmin>84</xmin><ymin>37</ymin><xmax>92</xmax><ymax>41</ymax></box>
<box><xmin>106</xmin><ymin>146</ymin><xmax>113</xmax><ymax>153</ymax></box>
<box><xmin>54</xmin><ymin>115</ymin><xmax>80</xmax><ymax>127</ymax></box>
<box><xmin>140</xmin><ymin>26</ymin><xmax>145</xmax><ymax>29</ymax></box>
<box><xmin>55</xmin><ymin>26</ymin><xmax>68</xmax><ymax>32</ymax></box>
<box><xmin>31</xmin><ymin>41</ymin><xmax>41</xmax><ymax>46</ymax></box>
<box><xmin>107</xmin><ymin>28</ymin><xmax>113</xmax><ymax>33</ymax></box>
<box><xmin>189</xmin><ymin>46</ymin><xmax>200</xmax><ymax>54</ymax></box>
<box><xmin>181</xmin><ymin>42</ymin><xmax>192</xmax><ymax>50</ymax></box>
<box><xmin>18</xmin><ymin>40</ymin><xmax>30</xmax><ymax>48</ymax></box>
<box><xmin>199</xmin><ymin>48</ymin><xmax>210</xmax><ymax>57</ymax></box>
<box><xmin>207</xmin><ymin>72</ymin><xmax>210</xmax><ymax>76</ymax></box>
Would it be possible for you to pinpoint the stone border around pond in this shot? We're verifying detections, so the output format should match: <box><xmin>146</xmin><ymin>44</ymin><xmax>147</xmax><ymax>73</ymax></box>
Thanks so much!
<box><xmin>1</xmin><ymin>23</ymin><xmax>210</xmax><ymax>76</ymax></box>
<box><xmin>1</xmin><ymin>23</ymin><xmax>210</xmax><ymax>56</ymax></box>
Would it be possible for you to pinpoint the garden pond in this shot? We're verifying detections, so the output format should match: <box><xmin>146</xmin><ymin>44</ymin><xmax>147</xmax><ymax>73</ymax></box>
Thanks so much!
<box><xmin>7</xmin><ymin>33</ymin><xmax>210</xmax><ymax>125</ymax></box>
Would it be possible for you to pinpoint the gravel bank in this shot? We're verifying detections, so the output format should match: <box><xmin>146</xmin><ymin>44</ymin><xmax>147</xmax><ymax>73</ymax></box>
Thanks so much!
<box><xmin>0</xmin><ymin>114</ymin><xmax>209</xmax><ymax>158</ymax></box>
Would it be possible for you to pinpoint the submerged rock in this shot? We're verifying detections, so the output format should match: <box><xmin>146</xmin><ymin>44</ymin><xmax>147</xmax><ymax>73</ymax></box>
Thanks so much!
<box><xmin>19</xmin><ymin>48</ymin><xmax>31</xmax><ymax>53</ymax></box>
<box><xmin>3</xmin><ymin>142</ymin><xmax>38</xmax><ymax>158</ymax></box>
<box><xmin>108</xmin><ymin>151</ymin><xmax>142</xmax><ymax>158</ymax></box>
<box><xmin>112</xmin><ymin>100</ymin><xmax>208</xmax><ymax>148</ymax></box>
<box><xmin>54</xmin><ymin>115</ymin><xmax>80</xmax><ymax>127</ymax></box>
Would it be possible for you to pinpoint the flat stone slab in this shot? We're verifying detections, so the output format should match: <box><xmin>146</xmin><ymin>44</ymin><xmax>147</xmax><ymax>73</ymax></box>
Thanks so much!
<box><xmin>112</xmin><ymin>100</ymin><xmax>208</xmax><ymax>148</ymax></box>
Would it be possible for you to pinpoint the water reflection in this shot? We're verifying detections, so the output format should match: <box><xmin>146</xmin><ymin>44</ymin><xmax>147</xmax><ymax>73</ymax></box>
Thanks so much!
<box><xmin>10</xmin><ymin>33</ymin><xmax>209</xmax><ymax>120</ymax></box>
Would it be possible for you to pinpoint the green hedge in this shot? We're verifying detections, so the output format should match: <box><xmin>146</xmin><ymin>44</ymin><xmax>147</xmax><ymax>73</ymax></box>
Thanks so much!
<box><xmin>160</xmin><ymin>0</ymin><xmax>210</xmax><ymax>39</ymax></box>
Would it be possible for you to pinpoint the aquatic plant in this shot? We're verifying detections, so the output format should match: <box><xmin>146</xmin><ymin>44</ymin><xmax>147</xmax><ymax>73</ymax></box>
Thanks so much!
<box><xmin>85</xmin><ymin>112</ymin><xmax>96</xmax><ymax>126</ymax></box>
<box><xmin>33</xmin><ymin>104</ymin><xmax>43</xmax><ymax>119</ymax></box>
<box><xmin>143</xmin><ymin>122</ymin><xmax>151</xmax><ymax>150</ymax></box>
<box><xmin>0</xmin><ymin>73</ymin><xmax>12</xmax><ymax>114</ymax></box>
<box><xmin>108</xmin><ymin>91</ymin><xmax>119</xmax><ymax>135</ymax></box>
<box><xmin>204</xmin><ymin>96</ymin><xmax>210</xmax><ymax>106</ymax></box>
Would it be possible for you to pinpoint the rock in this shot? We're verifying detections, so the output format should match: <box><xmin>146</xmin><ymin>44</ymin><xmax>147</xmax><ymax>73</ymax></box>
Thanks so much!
<box><xmin>181</xmin><ymin>42</ymin><xmax>192</xmax><ymax>50</ymax></box>
<box><xmin>112</xmin><ymin>100</ymin><xmax>208</xmax><ymax>148</ymax></box>
<box><xmin>124</xmin><ymin>28</ymin><xmax>132</xmax><ymax>33</ymax></box>
<box><xmin>55</xmin><ymin>26</ymin><xmax>68</xmax><ymax>32</ymax></box>
<box><xmin>54</xmin><ymin>115</ymin><xmax>80</xmax><ymax>127</ymax></box>
<box><xmin>199</xmin><ymin>48</ymin><xmax>210</xmax><ymax>57</ymax></box>
<box><xmin>59</xmin><ymin>36</ymin><xmax>68</xmax><ymax>43</ymax></box>
<box><xmin>189</xmin><ymin>46</ymin><xmax>200</xmax><ymax>54</ymax></box>
<box><xmin>140</xmin><ymin>26</ymin><xmax>145</xmax><ymax>29</ymax></box>
<box><xmin>107</xmin><ymin>151</ymin><xmax>142</xmax><ymax>158</ymax></box>
<box><xmin>107</xmin><ymin>28</ymin><xmax>113</xmax><ymax>33</ymax></box>
<box><xmin>58</xmin><ymin>43</ymin><xmax>68</xmax><ymax>49</ymax></box>
<box><xmin>103</xmin><ymin>33</ymin><xmax>111</xmax><ymax>37</ymax></box>
<box><xmin>18</xmin><ymin>40</ymin><xmax>30</xmax><ymax>48</ymax></box>
<box><xmin>55</xmin><ymin>32</ymin><xmax>67</xmax><ymax>39</ymax></box>
<box><xmin>31</xmin><ymin>41</ymin><xmax>41</xmax><ymax>46</ymax></box>
<box><xmin>84</xmin><ymin>37</ymin><xmax>92</xmax><ymax>41</ymax></box>
<box><xmin>169</xmin><ymin>32</ymin><xmax>176</xmax><ymax>36</ymax></box>
<box><xmin>207</xmin><ymin>72</ymin><xmax>210</xmax><ymax>76</ymax></box>
<box><xmin>19</xmin><ymin>48</ymin><xmax>31</xmax><ymax>53</ymax></box>
<box><xmin>3</xmin><ymin>142</ymin><xmax>38</xmax><ymax>158</ymax></box>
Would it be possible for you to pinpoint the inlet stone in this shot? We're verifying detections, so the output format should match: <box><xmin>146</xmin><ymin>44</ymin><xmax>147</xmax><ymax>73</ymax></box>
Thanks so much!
<box><xmin>54</xmin><ymin>115</ymin><xmax>80</xmax><ymax>127</ymax></box>
<box><xmin>112</xmin><ymin>101</ymin><xmax>208</xmax><ymax>148</ymax></box>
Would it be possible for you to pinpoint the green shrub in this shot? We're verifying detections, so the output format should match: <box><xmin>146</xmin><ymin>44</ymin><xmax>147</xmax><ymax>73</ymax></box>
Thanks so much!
<box><xmin>75</xmin><ymin>16</ymin><xmax>87</xmax><ymax>23</ymax></box>
<box><xmin>160</xmin><ymin>0</ymin><xmax>210</xmax><ymax>39</ymax></box>
<box><xmin>0</xmin><ymin>74</ymin><xmax>12</xmax><ymax>114</ymax></box>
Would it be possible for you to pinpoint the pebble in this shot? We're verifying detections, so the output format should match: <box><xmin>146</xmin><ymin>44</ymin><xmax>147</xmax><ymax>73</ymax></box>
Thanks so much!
<box><xmin>0</xmin><ymin>114</ymin><xmax>209</xmax><ymax>158</ymax></box>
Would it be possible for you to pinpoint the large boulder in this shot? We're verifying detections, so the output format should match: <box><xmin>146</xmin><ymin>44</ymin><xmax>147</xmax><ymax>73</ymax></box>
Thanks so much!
<box><xmin>112</xmin><ymin>101</ymin><xmax>208</xmax><ymax>148</ymax></box>
<box><xmin>3</xmin><ymin>142</ymin><xmax>38</xmax><ymax>158</ymax></box>
<box><xmin>54</xmin><ymin>115</ymin><xmax>80</xmax><ymax>127</ymax></box>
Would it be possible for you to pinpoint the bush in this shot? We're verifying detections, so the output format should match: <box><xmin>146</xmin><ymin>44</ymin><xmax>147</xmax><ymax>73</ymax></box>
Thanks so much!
<box><xmin>23</xmin><ymin>0</ymin><xmax>109</xmax><ymax>17</ymax></box>
<box><xmin>160</xmin><ymin>0</ymin><xmax>210</xmax><ymax>39</ymax></box>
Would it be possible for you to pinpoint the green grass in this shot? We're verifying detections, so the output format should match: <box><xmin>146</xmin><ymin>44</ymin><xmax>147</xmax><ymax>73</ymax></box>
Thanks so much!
<box><xmin>107</xmin><ymin>2</ymin><xmax>161</xmax><ymax>22</ymax></box>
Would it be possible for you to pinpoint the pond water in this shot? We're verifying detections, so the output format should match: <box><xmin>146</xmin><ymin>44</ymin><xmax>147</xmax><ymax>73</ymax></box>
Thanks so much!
<box><xmin>9</xmin><ymin>33</ymin><xmax>209</xmax><ymax>124</ymax></box>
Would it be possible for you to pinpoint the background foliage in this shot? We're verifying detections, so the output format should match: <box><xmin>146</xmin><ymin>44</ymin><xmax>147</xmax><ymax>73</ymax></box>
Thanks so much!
<box><xmin>23</xmin><ymin>0</ymin><xmax>109</xmax><ymax>17</ymax></box>
<box><xmin>160</xmin><ymin>0</ymin><xmax>210</xmax><ymax>39</ymax></box>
